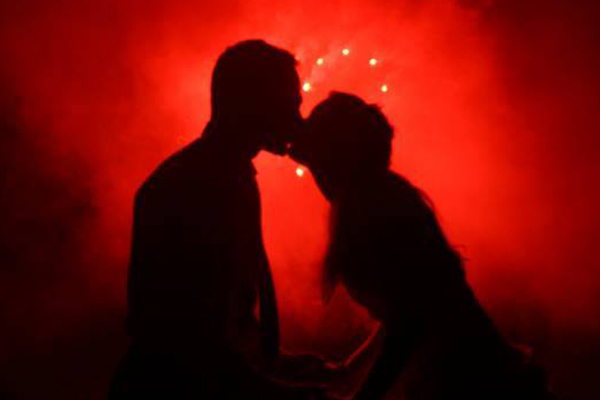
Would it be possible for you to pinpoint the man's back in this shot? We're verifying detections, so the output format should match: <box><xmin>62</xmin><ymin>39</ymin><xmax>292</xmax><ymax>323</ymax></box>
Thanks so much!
<box><xmin>109</xmin><ymin>39</ymin><xmax>307</xmax><ymax>399</ymax></box>
<box><xmin>125</xmin><ymin>135</ymin><xmax>273</xmax><ymax>393</ymax></box>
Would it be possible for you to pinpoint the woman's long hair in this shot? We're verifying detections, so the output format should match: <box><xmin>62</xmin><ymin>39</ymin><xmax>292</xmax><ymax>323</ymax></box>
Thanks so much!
<box><xmin>322</xmin><ymin>174</ymin><xmax>465</xmax><ymax>302</ymax></box>
<box><xmin>295</xmin><ymin>93</ymin><xmax>464</xmax><ymax>303</ymax></box>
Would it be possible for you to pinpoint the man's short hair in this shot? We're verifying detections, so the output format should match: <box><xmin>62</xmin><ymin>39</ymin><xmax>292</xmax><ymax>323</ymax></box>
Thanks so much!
<box><xmin>211</xmin><ymin>40</ymin><xmax>297</xmax><ymax>119</ymax></box>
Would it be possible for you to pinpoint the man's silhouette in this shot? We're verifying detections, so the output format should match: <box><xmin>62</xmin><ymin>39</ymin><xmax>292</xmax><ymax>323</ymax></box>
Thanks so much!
<box><xmin>111</xmin><ymin>40</ymin><xmax>305</xmax><ymax>398</ymax></box>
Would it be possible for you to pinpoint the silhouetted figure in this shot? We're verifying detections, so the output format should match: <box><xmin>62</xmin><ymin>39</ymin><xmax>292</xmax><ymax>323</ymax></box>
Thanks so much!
<box><xmin>110</xmin><ymin>40</ymin><xmax>311</xmax><ymax>399</ymax></box>
<box><xmin>291</xmin><ymin>93</ymin><xmax>553</xmax><ymax>400</ymax></box>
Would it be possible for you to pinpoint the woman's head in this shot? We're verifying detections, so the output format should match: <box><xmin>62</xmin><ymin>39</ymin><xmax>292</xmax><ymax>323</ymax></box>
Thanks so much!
<box><xmin>290</xmin><ymin>92</ymin><xmax>393</xmax><ymax>199</ymax></box>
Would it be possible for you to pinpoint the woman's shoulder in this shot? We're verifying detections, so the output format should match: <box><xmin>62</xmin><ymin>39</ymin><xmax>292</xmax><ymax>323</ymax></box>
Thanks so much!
<box><xmin>335</xmin><ymin>172</ymin><xmax>437</xmax><ymax>234</ymax></box>
<box><xmin>373</xmin><ymin>173</ymin><xmax>436</xmax><ymax>221</ymax></box>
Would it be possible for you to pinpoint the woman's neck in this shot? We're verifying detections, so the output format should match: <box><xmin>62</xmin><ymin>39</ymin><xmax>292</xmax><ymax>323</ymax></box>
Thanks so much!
<box><xmin>333</xmin><ymin>168</ymin><xmax>390</xmax><ymax>201</ymax></box>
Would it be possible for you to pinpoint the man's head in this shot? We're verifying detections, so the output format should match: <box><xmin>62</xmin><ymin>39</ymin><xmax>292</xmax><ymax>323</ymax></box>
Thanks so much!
<box><xmin>210</xmin><ymin>40</ymin><xmax>302</xmax><ymax>156</ymax></box>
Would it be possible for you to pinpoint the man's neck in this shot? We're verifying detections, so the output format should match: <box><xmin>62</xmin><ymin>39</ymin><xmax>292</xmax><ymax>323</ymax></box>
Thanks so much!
<box><xmin>202</xmin><ymin>120</ymin><xmax>259</xmax><ymax>162</ymax></box>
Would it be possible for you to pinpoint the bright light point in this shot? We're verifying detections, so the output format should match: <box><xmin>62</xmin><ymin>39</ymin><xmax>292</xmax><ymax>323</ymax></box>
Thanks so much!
<box><xmin>296</xmin><ymin>167</ymin><xmax>305</xmax><ymax>177</ymax></box>
<box><xmin>316</xmin><ymin>58</ymin><xmax>324</xmax><ymax>65</ymax></box>
<box><xmin>342</xmin><ymin>48</ymin><xmax>350</xmax><ymax>56</ymax></box>
<box><xmin>369</xmin><ymin>58</ymin><xmax>378</xmax><ymax>66</ymax></box>
<box><xmin>302</xmin><ymin>82</ymin><xmax>312</xmax><ymax>92</ymax></box>
<box><xmin>381</xmin><ymin>84</ymin><xmax>389</xmax><ymax>93</ymax></box>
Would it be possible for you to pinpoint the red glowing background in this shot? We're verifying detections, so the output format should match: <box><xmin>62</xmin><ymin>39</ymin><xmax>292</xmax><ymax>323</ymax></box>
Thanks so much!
<box><xmin>1</xmin><ymin>1</ymin><xmax>599</xmax><ymax>399</ymax></box>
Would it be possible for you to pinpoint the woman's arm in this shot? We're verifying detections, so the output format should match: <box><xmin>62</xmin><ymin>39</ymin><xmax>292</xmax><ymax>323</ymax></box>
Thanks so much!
<box><xmin>316</xmin><ymin>324</ymin><xmax>386</xmax><ymax>400</ymax></box>
<box><xmin>352</xmin><ymin>327</ymin><xmax>415</xmax><ymax>400</ymax></box>
<box><xmin>343</xmin><ymin>324</ymin><xmax>385</xmax><ymax>373</ymax></box>
<box><xmin>260</xmin><ymin>326</ymin><xmax>385</xmax><ymax>397</ymax></box>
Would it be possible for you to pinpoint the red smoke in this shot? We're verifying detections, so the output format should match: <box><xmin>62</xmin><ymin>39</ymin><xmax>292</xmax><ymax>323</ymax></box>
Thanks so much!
<box><xmin>1</xmin><ymin>1</ymin><xmax>599</xmax><ymax>399</ymax></box>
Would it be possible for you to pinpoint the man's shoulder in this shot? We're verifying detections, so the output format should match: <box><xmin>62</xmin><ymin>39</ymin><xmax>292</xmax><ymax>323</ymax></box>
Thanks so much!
<box><xmin>157</xmin><ymin>138</ymin><xmax>213</xmax><ymax>179</ymax></box>
<box><xmin>136</xmin><ymin>138</ymin><xmax>257</xmax><ymax>203</ymax></box>
<box><xmin>136</xmin><ymin>140</ymin><xmax>209</xmax><ymax>197</ymax></box>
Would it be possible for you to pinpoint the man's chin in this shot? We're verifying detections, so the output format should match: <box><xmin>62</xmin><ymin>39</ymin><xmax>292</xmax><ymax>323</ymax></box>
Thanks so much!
<box><xmin>263</xmin><ymin>142</ymin><xmax>289</xmax><ymax>156</ymax></box>
<box><xmin>287</xmin><ymin>145</ymin><xmax>304</xmax><ymax>164</ymax></box>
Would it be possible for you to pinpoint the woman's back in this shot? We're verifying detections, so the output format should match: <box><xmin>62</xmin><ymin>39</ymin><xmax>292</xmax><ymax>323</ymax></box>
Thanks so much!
<box><xmin>326</xmin><ymin>172</ymin><xmax>463</xmax><ymax>317</ymax></box>
<box><xmin>328</xmin><ymin>172</ymin><xmax>552</xmax><ymax>400</ymax></box>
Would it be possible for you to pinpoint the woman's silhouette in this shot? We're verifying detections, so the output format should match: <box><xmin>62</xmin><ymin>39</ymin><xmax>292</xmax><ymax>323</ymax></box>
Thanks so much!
<box><xmin>291</xmin><ymin>92</ymin><xmax>553</xmax><ymax>400</ymax></box>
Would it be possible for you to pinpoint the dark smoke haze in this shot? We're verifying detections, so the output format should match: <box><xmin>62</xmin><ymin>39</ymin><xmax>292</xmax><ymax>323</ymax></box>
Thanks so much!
<box><xmin>1</xmin><ymin>0</ymin><xmax>599</xmax><ymax>398</ymax></box>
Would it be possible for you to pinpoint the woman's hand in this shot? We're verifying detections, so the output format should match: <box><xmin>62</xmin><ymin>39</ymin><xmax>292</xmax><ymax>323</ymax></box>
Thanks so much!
<box><xmin>274</xmin><ymin>351</ymin><xmax>343</xmax><ymax>388</ymax></box>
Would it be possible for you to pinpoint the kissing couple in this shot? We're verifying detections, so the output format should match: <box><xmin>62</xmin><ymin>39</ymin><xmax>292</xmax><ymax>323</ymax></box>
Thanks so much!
<box><xmin>110</xmin><ymin>40</ymin><xmax>553</xmax><ymax>400</ymax></box>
